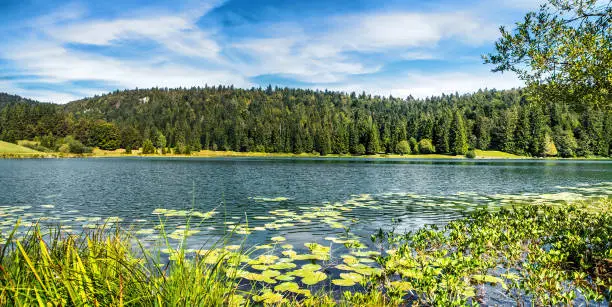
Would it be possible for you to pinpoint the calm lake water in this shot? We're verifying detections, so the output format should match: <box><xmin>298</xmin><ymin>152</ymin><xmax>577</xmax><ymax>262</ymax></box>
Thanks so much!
<box><xmin>0</xmin><ymin>158</ymin><xmax>611</xmax><ymax>250</ymax></box>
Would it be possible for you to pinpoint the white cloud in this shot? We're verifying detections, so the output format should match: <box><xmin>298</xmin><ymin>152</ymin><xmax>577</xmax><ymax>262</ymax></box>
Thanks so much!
<box><xmin>39</xmin><ymin>4</ymin><xmax>221</xmax><ymax>60</ymax></box>
<box><xmin>230</xmin><ymin>10</ymin><xmax>500</xmax><ymax>83</ymax></box>
<box><xmin>1</xmin><ymin>40</ymin><xmax>251</xmax><ymax>103</ymax></box>
<box><xmin>328</xmin><ymin>11</ymin><xmax>499</xmax><ymax>51</ymax></box>
<box><xmin>232</xmin><ymin>37</ymin><xmax>375</xmax><ymax>83</ymax></box>
<box><xmin>308</xmin><ymin>69</ymin><xmax>523</xmax><ymax>99</ymax></box>
<box><xmin>0</xmin><ymin>1</ymin><xmax>525</xmax><ymax>103</ymax></box>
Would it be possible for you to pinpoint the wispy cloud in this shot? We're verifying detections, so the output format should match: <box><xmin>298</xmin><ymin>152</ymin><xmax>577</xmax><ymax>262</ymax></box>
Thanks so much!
<box><xmin>0</xmin><ymin>0</ymin><xmax>528</xmax><ymax>103</ymax></box>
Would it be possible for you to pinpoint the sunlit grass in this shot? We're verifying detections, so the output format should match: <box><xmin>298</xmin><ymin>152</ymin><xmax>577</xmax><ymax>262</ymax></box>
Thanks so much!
<box><xmin>0</xmin><ymin>141</ymin><xmax>41</xmax><ymax>154</ymax></box>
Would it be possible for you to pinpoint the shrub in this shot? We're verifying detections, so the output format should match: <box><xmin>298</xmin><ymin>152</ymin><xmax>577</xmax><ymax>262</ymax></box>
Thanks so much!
<box><xmin>395</xmin><ymin>140</ymin><xmax>411</xmax><ymax>155</ymax></box>
<box><xmin>355</xmin><ymin>144</ymin><xmax>366</xmax><ymax>155</ymax></box>
<box><xmin>418</xmin><ymin>139</ymin><xmax>435</xmax><ymax>154</ymax></box>
<box><xmin>57</xmin><ymin>136</ymin><xmax>91</xmax><ymax>154</ymax></box>
<box><xmin>409</xmin><ymin>137</ymin><xmax>418</xmax><ymax>153</ymax></box>
<box><xmin>466</xmin><ymin>149</ymin><xmax>476</xmax><ymax>159</ymax></box>
<box><xmin>21</xmin><ymin>142</ymin><xmax>52</xmax><ymax>153</ymax></box>
<box><xmin>141</xmin><ymin>139</ymin><xmax>156</xmax><ymax>154</ymax></box>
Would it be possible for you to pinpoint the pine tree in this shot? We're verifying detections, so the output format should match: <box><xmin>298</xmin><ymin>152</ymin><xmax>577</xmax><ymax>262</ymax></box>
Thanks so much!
<box><xmin>450</xmin><ymin>111</ymin><xmax>468</xmax><ymax>155</ymax></box>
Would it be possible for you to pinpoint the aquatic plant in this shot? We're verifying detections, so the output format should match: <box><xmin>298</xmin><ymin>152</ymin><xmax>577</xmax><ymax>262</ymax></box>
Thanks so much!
<box><xmin>0</xmin><ymin>198</ymin><xmax>610</xmax><ymax>306</ymax></box>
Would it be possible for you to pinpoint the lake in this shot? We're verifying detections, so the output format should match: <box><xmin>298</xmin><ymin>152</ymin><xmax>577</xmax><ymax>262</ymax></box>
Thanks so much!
<box><xmin>1</xmin><ymin>157</ymin><xmax>611</xmax><ymax>252</ymax></box>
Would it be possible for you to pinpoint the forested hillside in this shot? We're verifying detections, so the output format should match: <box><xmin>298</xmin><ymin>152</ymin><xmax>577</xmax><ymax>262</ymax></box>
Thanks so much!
<box><xmin>0</xmin><ymin>86</ymin><xmax>610</xmax><ymax>157</ymax></box>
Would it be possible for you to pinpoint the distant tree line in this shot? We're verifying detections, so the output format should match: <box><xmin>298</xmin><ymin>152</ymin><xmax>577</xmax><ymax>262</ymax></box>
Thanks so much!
<box><xmin>0</xmin><ymin>86</ymin><xmax>610</xmax><ymax>157</ymax></box>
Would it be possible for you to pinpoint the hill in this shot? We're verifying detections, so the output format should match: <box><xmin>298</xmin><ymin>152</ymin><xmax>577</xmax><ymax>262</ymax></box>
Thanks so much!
<box><xmin>0</xmin><ymin>140</ymin><xmax>41</xmax><ymax>154</ymax></box>
<box><xmin>0</xmin><ymin>93</ymin><xmax>40</xmax><ymax>109</ymax></box>
<box><xmin>0</xmin><ymin>86</ymin><xmax>611</xmax><ymax>158</ymax></box>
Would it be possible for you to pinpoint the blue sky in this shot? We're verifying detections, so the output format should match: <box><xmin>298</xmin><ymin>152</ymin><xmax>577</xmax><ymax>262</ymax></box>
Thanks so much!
<box><xmin>0</xmin><ymin>0</ymin><xmax>540</xmax><ymax>103</ymax></box>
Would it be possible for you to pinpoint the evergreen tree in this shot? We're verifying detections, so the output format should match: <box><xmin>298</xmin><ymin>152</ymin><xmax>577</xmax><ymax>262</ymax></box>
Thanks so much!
<box><xmin>450</xmin><ymin>111</ymin><xmax>468</xmax><ymax>155</ymax></box>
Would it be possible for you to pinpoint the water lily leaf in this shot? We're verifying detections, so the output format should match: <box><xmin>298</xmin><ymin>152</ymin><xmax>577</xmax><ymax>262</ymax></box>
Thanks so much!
<box><xmin>301</xmin><ymin>271</ymin><xmax>327</xmax><ymax>285</ymax></box>
<box><xmin>281</xmin><ymin>244</ymin><xmax>293</xmax><ymax>249</ymax></box>
<box><xmin>251</xmin><ymin>264</ymin><xmax>269</xmax><ymax>271</ymax></box>
<box><xmin>252</xmin><ymin>255</ymin><xmax>279</xmax><ymax>265</ymax></box>
<box><xmin>282</xmin><ymin>250</ymin><xmax>297</xmax><ymax>258</ymax></box>
<box><xmin>301</xmin><ymin>264</ymin><xmax>321</xmax><ymax>271</ymax></box>
<box><xmin>253</xmin><ymin>291</ymin><xmax>284</xmax><ymax>304</ymax></box>
<box><xmin>340</xmin><ymin>272</ymin><xmax>363</xmax><ymax>283</ymax></box>
<box><xmin>262</xmin><ymin>269</ymin><xmax>281</xmax><ymax>278</ymax></box>
<box><xmin>351</xmin><ymin>251</ymin><xmax>380</xmax><ymax>257</ymax></box>
<box><xmin>271</xmin><ymin>236</ymin><xmax>286</xmax><ymax>242</ymax></box>
<box><xmin>254</xmin><ymin>244</ymin><xmax>273</xmax><ymax>250</ymax></box>
<box><xmin>274</xmin><ymin>281</ymin><xmax>299</xmax><ymax>293</ymax></box>
<box><xmin>270</xmin><ymin>262</ymin><xmax>296</xmax><ymax>270</ymax></box>
<box><xmin>335</xmin><ymin>264</ymin><xmax>355</xmax><ymax>271</ymax></box>
<box><xmin>357</xmin><ymin>256</ymin><xmax>375</xmax><ymax>263</ymax></box>
<box><xmin>332</xmin><ymin>278</ymin><xmax>355</xmax><ymax>287</ymax></box>
<box><xmin>275</xmin><ymin>274</ymin><xmax>295</xmax><ymax>281</ymax></box>
<box><xmin>342</xmin><ymin>255</ymin><xmax>359</xmax><ymax>265</ymax></box>
<box><xmin>236</xmin><ymin>270</ymin><xmax>276</xmax><ymax>284</ymax></box>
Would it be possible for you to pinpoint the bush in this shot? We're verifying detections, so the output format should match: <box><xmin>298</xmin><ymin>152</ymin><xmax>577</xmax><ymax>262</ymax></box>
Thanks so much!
<box><xmin>355</xmin><ymin>144</ymin><xmax>366</xmax><ymax>155</ymax></box>
<box><xmin>141</xmin><ymin>139</ymin><xmax>156</xmax><ymax>154</ymax></box>
<box><xmin>40</xmin><ymin>134</ymin><xmax>56</xmax><ymax>149</ymax></box>
<box><xmin>395</xmin><ymin>140</ymin><xmax>411</xmax><ymax>155</ymax></box>
<box><xmin>466</xmin><ymin>149</ymin><xmax>476</xmax><ymax>159</ymax></box>
<box><xmin>58</xmin><ymin>136</ymin><xmax>92</xmax><ymax>154</ymax></box>
<box><xmin>418</xmin><ymin>139</ymin><xmax>435</xmax><ymax>154</ymax></box>
<box><xmin>21</xmin><ymin>142</ymin><xmax>52</xmax><ymax>153</ymax></box>
<box><xmin>409</xmin><ymin>137</ymin><xmax>418</xmax><ymax>153</ymax></box>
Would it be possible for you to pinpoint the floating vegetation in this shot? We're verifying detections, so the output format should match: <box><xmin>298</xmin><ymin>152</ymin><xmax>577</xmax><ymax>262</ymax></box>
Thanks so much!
<box><xmin>0</xmin><ymin>183</ymin><xmax>611</xmax><ymax>305</ymax></box>
<box><xmin>270</xmin><ymin>236</ymin><xmax>286</xmax><ymax>242</ymax></box>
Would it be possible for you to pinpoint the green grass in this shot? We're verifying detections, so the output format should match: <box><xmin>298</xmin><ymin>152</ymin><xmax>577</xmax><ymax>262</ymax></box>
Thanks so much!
<box><xmin>474</xmin><ymin>149</ymin><xmax>524</xmax><ymax>159</ymax></box>
<box><xmin>0</xmin><ymin>141</ymin><xmax>41</xmax><ymax>154</ymax></box>
<box><xmin>0</xmin><ymin>198</ymin><xmax>610</xmax><ymax>306</ymax></box>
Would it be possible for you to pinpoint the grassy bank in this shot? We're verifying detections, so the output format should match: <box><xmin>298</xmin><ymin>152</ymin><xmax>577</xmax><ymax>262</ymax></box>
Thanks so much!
<box><xmin>0</xmin><ymin>142</ymin><xmax>535</xmax><ymax>159</ymax></box>
<box><xmin>3</xmin><ymin>140</ymin><xmax>610</xmax><ymax>159</ymax></box>
<box><xmin>0</xmin><ymin>141</ymin><xmax>55</xmax><ymax>158</ymax></box>
<box><xmin>1</xmin><ymin>199</ymin><xmax>610</xmax><ymax>306</ymax></box>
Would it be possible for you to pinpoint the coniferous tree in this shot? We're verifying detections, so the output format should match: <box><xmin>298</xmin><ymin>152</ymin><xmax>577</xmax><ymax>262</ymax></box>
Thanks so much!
<box><xmin>450</xmin><ymin>111</ymin><xmax>468</xmax><ymax>155</ymax></box>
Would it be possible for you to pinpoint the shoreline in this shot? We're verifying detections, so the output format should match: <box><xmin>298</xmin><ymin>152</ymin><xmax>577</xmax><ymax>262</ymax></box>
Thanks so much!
<box><xmin>1</xmin><ymin>149</ymin><xmax>610</xmax><ymax>161</ymax></box>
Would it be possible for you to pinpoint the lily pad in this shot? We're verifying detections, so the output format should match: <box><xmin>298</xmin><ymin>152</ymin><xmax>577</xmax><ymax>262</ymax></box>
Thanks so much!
<box><xmin>271</xmin><ymin>236</ymin><xmax>286</xmax><ymax>242</ymax></box>
<box><xmin>301</xmin><ymin>271</ymin><xmax>327</xmax><ymax>285</ymax></box>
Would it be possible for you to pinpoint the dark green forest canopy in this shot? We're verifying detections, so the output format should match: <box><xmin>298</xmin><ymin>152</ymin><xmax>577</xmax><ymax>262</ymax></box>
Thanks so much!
<box><xmin>0</xmin><ymin>86</ymin><xmax>611</xmax><ymax>157</ymax></box>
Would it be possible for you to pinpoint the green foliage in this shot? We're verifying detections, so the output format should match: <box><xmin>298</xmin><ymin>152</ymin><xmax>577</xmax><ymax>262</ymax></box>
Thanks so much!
<box><xmin>408</xmin><ymin>137</ymin><xmax>418</xmax><ymax>154</ymax></box>
<box><xmin>395</xmin><ymin>140</ymin><xmax>411</xmax><ymax>155</ymax></box>
<box><xmin>450</xmin><ymin>111</ymin><xmax>468</xmax><ymax>155</ymax></box>
<box><xmin>0</xmin><ymin>199</ymin><xmax>609</xmax><ymax>306</ymax></box>
<box><xmin>554</xmin><ymin>128</ymin><xmax>578</xmax><ymax>157</ymax></box>
<box><xmin>354</xmin><ymin>144</ymin><xmax>366</xmax><ymax>155</ymax></box>
<box><xmin>89</xmin><ymin>121</ymin><xmax>120</xmax><ymax>150</ymax></box>
<box><xmin>543</xmin><ymin>133</ymin><xmax>558</xmax><ymax>157</ymax></box>
<box><xmin>58</xmin><ymin>136</ymin><xmax>92</xmax><ymax>154</ymax></box>
<box><xmin>141</xmin><ymin>139</ymin><xmax>155</xmax><ymax>154</ymax></box>
<box><xmin>417</xmin><ymin>138</ymin><xmax>435</xmax><ymax>154</ymax></box>
<box><xmin>155</xmin><ymin>131</ymin><xmax>167</xmax><ymax>149</ymax></box>
<box><xmin>484</xmin><ymin>0</ymin><xmax>611</xmax><ymax>109</ymax></box>
<box><xmin>465</xmin><ymin>149</ymin><xmax>476</xmax><ymax>159</ymax></box>
<box><xmin>1</xmin><ymin>87</ymin><xmax>610</xmax><ymax>157</ymax></box>
<box><xmin>373</xmin><ymin>199</ymin><xmax>612</xmax><ymax>306</ymax></box>
<box><xmin>120</xmin><ymin>126</ymin><xmax>141</xmax><ymax>151</ymax></box>
<box><xmin>40</xmin><ymin>133</ymin><xmax>56</xmax><ymax>149</ymax></box>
